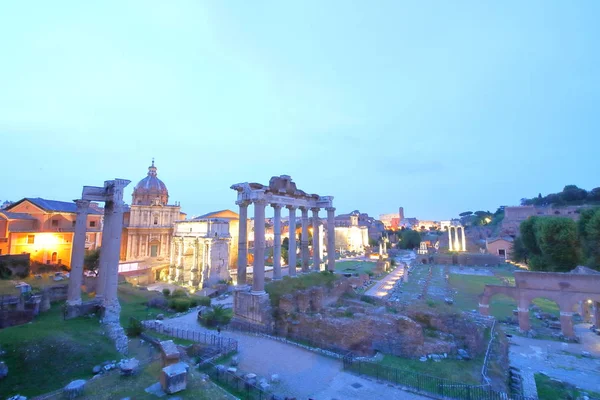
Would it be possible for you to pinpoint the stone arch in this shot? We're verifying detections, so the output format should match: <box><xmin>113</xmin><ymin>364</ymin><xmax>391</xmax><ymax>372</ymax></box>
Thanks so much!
<box><xmin>479</xmin><ymin>285</ymin><xmax>519</xmax><ymax>317</ymax></box>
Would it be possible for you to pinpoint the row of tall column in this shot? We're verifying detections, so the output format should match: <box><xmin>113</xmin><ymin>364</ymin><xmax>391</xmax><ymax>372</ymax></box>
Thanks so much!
<box><xmin>237</xmin><ymin>201</ymin><xmax>336</xmax><ymax>295</ymax></box>
<box><xmin>448</xmin><ymin>226</ymin><xmax>466</xmax><ymax>252</ymax></box>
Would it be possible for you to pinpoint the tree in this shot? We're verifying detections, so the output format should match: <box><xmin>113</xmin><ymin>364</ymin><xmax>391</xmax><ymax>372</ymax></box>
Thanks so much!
<box><xmin>83</xmin><ymin>248</ymin><xmax>101</xmax><ymax>276</ymax></box>
<box><xmin>536</xmin><ymin>218</ymin><xmax>580</xmax><ymax>271</ymax></box>
<box><xmin>588</xmin><ymin>188</ymin><xmax>600</xmax><ymax>202</ymax></box>
<box><xmin>510</xmin><ymin>236</ymin><xmax>529</xmax><ymax>263</ymax></box>
<box><xmin>520</xmin><ymin>217</ymin><xmax>541</xmax><ymax>256</ymax></box>
<box><xmin>560</xmin><ymin>185</ymin><xmax>587</xmax><ymax>203</ymax></box>
<box><xmin>398</xmin><ymin>229</ymin><xmax>421</xmax><ymax>249</ymax></box>
<box><xmin>459</xmin><ymin>211</ymin><xmax>473</xmax><ymax>217</ymax></box>
<box><xmin>282</xmin><ymin>237</ymin><xmax>289</xmax><ymax>251</ymax></box>
<box><xmin>583</xmin><ymin>209</ymin><xmax>600</xmax><ymax>269</ymax></box>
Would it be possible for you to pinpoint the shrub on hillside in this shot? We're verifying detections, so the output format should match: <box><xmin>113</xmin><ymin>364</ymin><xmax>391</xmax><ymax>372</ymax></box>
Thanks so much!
<box><xmin>171</xmin><ymin>289</ymin><xmax>187</xmax><ymax>298</ymax></box>
<box><xmin>200</xmin><ymin>305</ymin><xmax>232</xmax><ymax>327</ymax></box>
<box><xmin>168</xmin><ymin>297</ymin><xmax>191</xmax><ymax>312</ymax></box>
<box><xmin>162</xmin><ymin>288</ymin><xmax>170</xmax><ymax>297</ymax></box>
<box><xmin>196</xmin><ymin>296</ymin><xmax>211</xmax><ymax>307</ymax></box>
<box><xmin>126</xmin><ymin>318</ymin><xmax>144</xmax><ymax>337</ymax></box>
<box><xmin>148</xmin><ymin>296</ymin><xmax>168</xmax><ymax>309</ymax></box>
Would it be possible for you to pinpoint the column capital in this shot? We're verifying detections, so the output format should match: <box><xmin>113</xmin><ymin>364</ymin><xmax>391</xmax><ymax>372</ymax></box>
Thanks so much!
<box><xmin>271</xmin><ymin>203</ymin><xmax>282</xmax><ymax>210</ymax></box>
<box><xmin>326</xmin><ymin>207</ymin><xmax>336</xmax><ymax>212</ymax></box>
<box><xmin>286</xmin><ymin>205</ymin><xmax>298</xmax><ymax>211</ymax></box>
<box><xmin>74</xmin><ymin>199</ymin><xmax>91</xmax><ymax>210</ymax></box>
<box><xmin>310</xmin><ymin>207</ymin><xmax>320</xmax><ymax>213</ymax></box>
<box><xmin>236</xmin><ymin>200</ymin><xmax>251</xmax><ymax>207</ymax></box>
<box><xmin>253</xmin><ymin>199</ymin><xmax>267</xmax><ymax>206</ymax></box>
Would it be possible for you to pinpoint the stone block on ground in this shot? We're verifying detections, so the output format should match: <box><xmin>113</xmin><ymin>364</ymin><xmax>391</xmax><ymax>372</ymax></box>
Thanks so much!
<box><xmin>270</xmin><ymin>374</ymin><xmax>280</xmax><ymax>383</ymax></box>
<box><xmin>120</xmin><ymin>358</ymin><xmax>140</xmax><ymax>376</ymax></box>
<box><xmin>63</xmin><ymin>379</ymin><xmax>86</xmax><ymax>399</ymax></box>
<box><xmin>160</xmin><ymin>362</ymin><xmax>189</xmax><ymax>394</ymax></box>
<box><xmin>230</xmin><ymin>355</ymin><xmax>239</xmax><ymax>366</ymax></box>
<box><xmin>160</xmin><ymin>340</ymin><xmax>180</xmax><ymax>366</ymax></box>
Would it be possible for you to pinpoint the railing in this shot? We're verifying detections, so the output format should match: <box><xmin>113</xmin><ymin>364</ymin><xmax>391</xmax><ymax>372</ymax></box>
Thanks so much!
<box><xmin>343</xmin><ymin>356</ymin><xmax>535</xmax><ymax>400</ymax></box>
<box><xmin>141</xmin><ymin>319</ymin><xmax>238</xmax><ymax>355</ymax></box>
<box><xmin>200</xmin><ymin>360</ymin><xmax>269</xmax><ymax>400</ymax></box>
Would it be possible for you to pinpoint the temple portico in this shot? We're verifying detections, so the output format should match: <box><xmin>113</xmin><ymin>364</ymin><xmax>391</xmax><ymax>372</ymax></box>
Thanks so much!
<box><xmin>447</xmin><ymin>220</ymin><xmax>466</xmax><ymax>252</ymax></box>
<box><xmin>231</xmin><ymin>175</ymin><xmax>335</xmax><ymax>327</ymax></box>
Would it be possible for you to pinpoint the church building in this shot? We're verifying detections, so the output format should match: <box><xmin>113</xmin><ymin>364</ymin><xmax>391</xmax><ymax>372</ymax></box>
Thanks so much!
<box><xmin>120</xmin><ymin>161</ymin><xmax>185</xmax><ymax>261</ymax></box>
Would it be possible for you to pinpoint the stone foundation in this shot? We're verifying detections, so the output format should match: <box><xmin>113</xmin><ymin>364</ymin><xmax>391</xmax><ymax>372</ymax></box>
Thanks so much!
<box><xmin>64</xmin><ymin>299</ymin><xmax>102</xmax><ymax>320</ymax></box>
<box><xmin>232</xmin><ymin>289</ymin><xmax>273</xmax><ymax>328</ymax></box>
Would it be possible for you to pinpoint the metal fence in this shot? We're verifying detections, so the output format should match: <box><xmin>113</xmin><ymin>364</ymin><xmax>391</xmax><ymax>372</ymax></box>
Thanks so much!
<box><xmin>140</xmin><ymin>319</ymin><xmax>238</xmax><ymax>355</ymax></box>
<box><xmin>342</xmin><ymin>355</ymin><xmax>535</xmax><ymax>400</ymax></box>
<box><xmin>201</xmin><ymin>360</ymin><xmax>270</xmax><ymax>400</ymax></box>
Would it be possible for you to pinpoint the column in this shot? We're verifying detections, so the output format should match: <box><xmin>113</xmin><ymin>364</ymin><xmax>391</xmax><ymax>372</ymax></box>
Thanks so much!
<box><xmin>95</xmin><ymin>202</ymin><xmax>114</xmax><ymax>300</ymax></box>
<box><xmin>190</xmin><ymin>239</ymin><xmax>199</xmax><ymax>286</ymax></box>
<box><xmin>559</xmin><ymin>310</ymin><xmax>575</xmax><ymax>338</ymax></box>
<box><xmin>237</xmin><ymin>201</ymin><xmax>250</xmax><ymax>286</ymax></box>
<box><xmin>67</xmin><ymin>199</ymin><xmax>90</xmax><ymax>305</ymax></box>
<box><xmin>448</xmin><ymin>227</ymin><xmax>453</xmax><ymax>251</ymax></box>
<box><xmin>176</xmin><ymin>239</ymin><xmax>184</xmax><ymax>282</ymax></box>
<box><xmin>517</xmin><ymin>298</ymin><xmax>531</xmax><ymax>332</ymax></box>
<box><xmin>252</xmin><ymin>200</ymin><xmax>266</xmax><ymax>294</ymax></box>
<box><xmin>169</xmin><ymin>239</ymin><xmax>176</xmax><ymax>281</ymax></box>
<box><xmin>311</xmin><ymin>208</ymin><xmax>321</xmax><ymax>271</ymax></box>
<box><xmin>461</xmin><ymin>227</ymin><xmax>466</xmax><ymax>252</ymax></box>
<box><xmin>272</xmin><ymin>204</ymin><xmax>282</xmax><ymax>280</ymax></box>
<box><xmin>383</xmin><ymin>238</ymin><xmax>387</xmax><ymax>255</ymax></box>
<box><xmin>326</xmin><ymin>207</ymin><xmax>336</xmax><ymax>272</ymax></box>
<box><xmin>287</xmin><ymin>206</ymin><xmax>297</xmax><ymax>276</ymax></box>
<box><xmin>300</xmin><ymin>207</ymin><xmax>309</xmax><ymax>273</ymax></box>
<box><xmin>453</xmin><ymin>227</ymin><xmax>460</xmax><ymax>252</ymax></box>
<box><xmin>593</xmin><ymin>302</ymin><xmax>600</xmax><ymax>326</ymax></box>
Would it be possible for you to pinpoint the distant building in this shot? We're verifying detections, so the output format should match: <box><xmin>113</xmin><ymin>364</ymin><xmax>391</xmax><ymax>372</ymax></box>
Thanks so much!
<box><xmin>334</xmin><ymin>211</ymin><xmax>370</xmax><ymax>253</ymax></box>
<box><xmin>486</xmin><ymin>237</ymin><xmax>514</xmax><ymax>259</ymax></box>
<box><xmin>335</xmin><ymin>210</ymin><xmax>384</xmax><ymax>241</ymax></box>
<box><xmin>0</xmin><ymin>198</ymin><xmax>103</xmax><ymax>266</ymax></box>
<box><xmin>501</xmin><ymin>205</ymin><xmax>588</xmax><ymax>236</ymax></box>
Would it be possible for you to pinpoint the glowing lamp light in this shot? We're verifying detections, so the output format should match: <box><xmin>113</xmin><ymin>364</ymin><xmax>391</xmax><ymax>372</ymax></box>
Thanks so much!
<box><xmin>35</xmin><ymin>233</ymin><xmax>60</xmax><ymax>248</ymax></box>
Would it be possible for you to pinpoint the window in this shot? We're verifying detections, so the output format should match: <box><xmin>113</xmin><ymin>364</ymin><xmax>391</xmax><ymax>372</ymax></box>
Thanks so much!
<box><xmin>27</xmin><ymin>235</ymin><xmax>35</xmax><ymax>244</ymax></box>
<box><xmin>499</xmin><ymin>249</ymin><xmax>506</xmax><ymax>257</ymax></box>
<box><xmin>72</xmin><ymin>221</ymin><xmax>76</xmax><ymax>227</ymax></box>
<box><xmin>51</xmin><ymin>219</ymin><xmax>59</xmax><ymax>227</ymax></box>
<box><xmin>154</xmin><ymin>217</ymin><xmax>158</xmax><ymax>225</ymax></box>
<box><xmin>90</xmin><ymin>221</ymin><xmax>96</xmax><ymax>227</ymax></box>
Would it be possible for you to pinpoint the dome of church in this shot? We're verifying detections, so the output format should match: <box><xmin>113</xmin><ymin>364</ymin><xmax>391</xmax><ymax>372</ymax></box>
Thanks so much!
<box><xmin>132</xmin><ymin>160</ymin><xmax>169</xmax><ymax>205</ymax></box>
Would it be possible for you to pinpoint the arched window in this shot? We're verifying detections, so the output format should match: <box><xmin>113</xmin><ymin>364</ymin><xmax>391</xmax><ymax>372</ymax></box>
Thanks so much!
<box><xmin>51</xmin><ymin>252</ymin><xmax>57</xmax><ymax>263</ymax></box>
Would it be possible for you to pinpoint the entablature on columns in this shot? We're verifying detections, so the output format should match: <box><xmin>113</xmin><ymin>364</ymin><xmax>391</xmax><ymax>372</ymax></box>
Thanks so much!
<box><xmin>231</xmin><ymin>176</ymin><xmax>333</xmax><ymax>210</ymax></box>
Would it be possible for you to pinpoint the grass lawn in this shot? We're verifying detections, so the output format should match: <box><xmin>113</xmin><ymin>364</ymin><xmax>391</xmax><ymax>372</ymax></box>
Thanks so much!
<box><xmin>335</xmin><ymin>261</ymin><xmax>377</xmax><ymax>275</ymax></box>
<box><xmin>0</xmin><ymin>303</ymin><xmax>121</xmax><ymax>398</ymax></box>
<box><xmin>535</xmin><ymin>373</ymin><xmax>600</xmax><ymax>400</ymax></box>
<box><xmin>265</xmin><ymin>271</ymin><xmax>340</xmax><ymax>306</ymax></box>
<box><xmin>379</xmin><ymin>354</ymin><xmax>483</xmax><ymax>384</ymax></box>
<box><xmin>0</xmin><ymin>274</ymin><xmax>71</xmax><ymax>296</ymax></box>
<box><xmin>0</xmin><ymin>283</ymin><xmax>172</xmax><ymax>398</ymax></box>
<box><xmin>83</xmin><ymin>359</ymin><xmax>235</xmax><ymax>399</ymax></box>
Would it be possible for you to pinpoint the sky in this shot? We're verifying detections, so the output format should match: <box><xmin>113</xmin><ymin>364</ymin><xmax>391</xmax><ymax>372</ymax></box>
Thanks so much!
<box><xmin>1</xmin><ymin>1</ymin><xmax>599</xmax><ymax>220</ymax></box>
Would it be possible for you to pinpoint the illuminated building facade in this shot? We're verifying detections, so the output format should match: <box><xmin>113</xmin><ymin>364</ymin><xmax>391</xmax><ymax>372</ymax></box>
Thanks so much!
<box><xmin>0</xmin><ymin>198</ymin><xmax>103</xmax><ymax>266</ymax></box>
<box><xmin>334</xmin><ymin>211</ymin><xmax>369</xmax><ymax>253</ymax></box>
<box><xmin>121</xmin><ymin>161</ymin><xmax>185</xmax><ymax>261</ymax></box>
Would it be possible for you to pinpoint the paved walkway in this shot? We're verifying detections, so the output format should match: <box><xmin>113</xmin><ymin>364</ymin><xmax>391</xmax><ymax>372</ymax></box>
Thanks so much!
<box><xmin>509</xmin><ymin>325</ymin><xmax>600</xmax><ymax>396</ymax></box>
<box><xmin>364</xmin><ymin>263</ymin><xmax>405</xmax><ymax>298</ymax></box>
<box><xmin>159</xmin><ymin>312</ymin><xmax>428</xmax><ymax>399</ymax></box>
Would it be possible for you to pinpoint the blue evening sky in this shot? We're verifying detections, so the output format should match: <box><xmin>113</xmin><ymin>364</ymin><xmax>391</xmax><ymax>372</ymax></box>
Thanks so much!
<box><xmin>1</xmin><ymin>1</ymin><xmax>598</xmax><ymax>220</ymax></box>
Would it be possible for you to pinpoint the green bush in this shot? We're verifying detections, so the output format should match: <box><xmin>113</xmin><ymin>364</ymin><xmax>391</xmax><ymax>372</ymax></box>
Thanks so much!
<box><xmin>162</xmin><ymin>288</ymin><xmax>170</xmax><ymax>297</ymax></box>
<box><xmin>343</xmin><ymin>310</ymin><xmax>354</xmax><ymax>318</ymax></box>
<box><xmin>189</xmin><ymin>299</ymin><xmax>198</xmax><ymax>308</ymax></box>
<box><xmin>360</xmin><ymin>295</ymin><xmax>377</xmax><ymax>304</ymax></box>
<box><xmin>200</xmin><ymin>305</ymin><xmax>232</xmax><ymax>327</ymax></box>
<box><xmin>171</xmin><ymin>289</ymin><xmax>187</xmax><ymax>298</ymax></box>
<box><xmin>196</xmin><ymin>296</ymin><xmax>211</xmax><ymax>307</ymax></box>
<box><xmin>168</xmin><ymin>298</ymin><xmax>191</xmax><ymax>312</ymax></box>
<box><xmin>126</xmin><ymin>318</ymin><xmax>144</xmax><ymax>337</ymax></box>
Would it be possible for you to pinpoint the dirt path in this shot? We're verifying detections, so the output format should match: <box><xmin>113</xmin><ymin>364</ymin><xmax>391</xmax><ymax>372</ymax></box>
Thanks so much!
<box><xmin>364</xmin><ymin>264</ymin><xmax>406</xmax><ymax>298</ymax></box>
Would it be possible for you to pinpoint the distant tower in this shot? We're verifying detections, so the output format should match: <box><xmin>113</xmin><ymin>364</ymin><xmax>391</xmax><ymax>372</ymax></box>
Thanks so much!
<box><xmin>399</xmin><ymin>207</ymin><xmax>405</xmax><ymax>221</ymax></box>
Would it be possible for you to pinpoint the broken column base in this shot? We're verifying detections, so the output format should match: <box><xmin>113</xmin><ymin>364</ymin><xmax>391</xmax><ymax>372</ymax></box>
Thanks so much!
<box><xmin>232</xmin><ymin>289</ymin><xmax>273</xmax><ymax>331</ymax></box>
<box><xmin>65</xmin><ymin>299</ymin><xmax>102</xmax><ymax>320</ymax></box>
